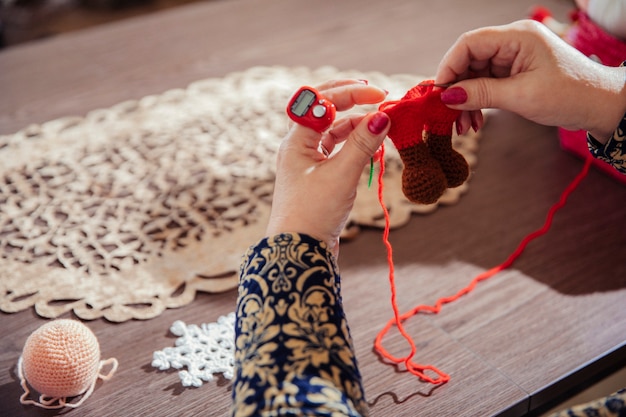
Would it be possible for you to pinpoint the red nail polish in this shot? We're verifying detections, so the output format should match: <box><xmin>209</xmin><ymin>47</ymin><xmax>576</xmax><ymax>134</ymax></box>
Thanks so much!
<box><xmin>456</xmin><ymin>120</ymin><xmax>463</xmax><ymax>136</ymax></box>
<box><xmin>470</xmin><ymin>111</ymin><xmax>481</xmax><ymax>132</ymax></box>
<box><xmin>368</xmin><ymin>112</ymin><xmax>389</xmax><ymax>134</ymax></box>
<box><xmin>441</xmin><ymin>87</ymin><xmax>468</xmax><ymax>105</ymax></box>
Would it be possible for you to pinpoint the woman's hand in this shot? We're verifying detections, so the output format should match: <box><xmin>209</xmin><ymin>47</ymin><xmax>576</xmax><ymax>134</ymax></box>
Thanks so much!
<box><xmin>435</xmin><ymin>19</ymin><xmax>626</xmax><ymax>143</ymax></box>
<box><xmin>266</xmin><ymin>80</ymin><xmax>390</xmax><ymax>256</ymax></box>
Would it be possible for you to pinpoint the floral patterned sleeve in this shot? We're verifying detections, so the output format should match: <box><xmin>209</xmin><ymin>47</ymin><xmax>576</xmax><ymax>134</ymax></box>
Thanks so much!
<box><xmin>549</xmin><ymin>388</ymin><xmax>626</xmax><ymax>417</ymax></box>
<box><xmin>586</xmin><ymin>61</ymin><xmax>626</xmax><ymax>174</ymax></box>
<box><xmin>231</xmin><ymin>233</ymin><xmax>368</xmax><ymax>417</ymax></box>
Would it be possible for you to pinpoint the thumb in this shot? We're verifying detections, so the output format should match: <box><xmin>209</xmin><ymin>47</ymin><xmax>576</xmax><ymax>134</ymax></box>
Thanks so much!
<box><xmin>334</xmin><ymin>112</ymin><xmax>390</xmax><ymax>170</ymax></box>
<box><xmin>441</xmin><ymin>77</ymin><xmax>518</xmax><ymax>111</ymax></box>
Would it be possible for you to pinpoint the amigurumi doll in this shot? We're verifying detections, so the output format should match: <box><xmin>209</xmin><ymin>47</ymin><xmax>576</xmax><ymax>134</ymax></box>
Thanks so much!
<box><xmin>379</xmin><ymin>82</ymin><xmax>469</xmax><ymax>205</ymax></box>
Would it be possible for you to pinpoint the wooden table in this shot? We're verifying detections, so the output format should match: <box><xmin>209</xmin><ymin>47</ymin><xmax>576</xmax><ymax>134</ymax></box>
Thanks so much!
<box><xmin>1</xmin><ymin>0</ymin><xmax>625</xmax><ymax>416</ymax></box>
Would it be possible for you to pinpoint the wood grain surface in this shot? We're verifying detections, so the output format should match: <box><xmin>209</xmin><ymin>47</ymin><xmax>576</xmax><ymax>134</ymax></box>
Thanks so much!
<box><xmin>1</xmin><ymin>0</ymin><xmax>625</xmax><ymax>416</ymax></box>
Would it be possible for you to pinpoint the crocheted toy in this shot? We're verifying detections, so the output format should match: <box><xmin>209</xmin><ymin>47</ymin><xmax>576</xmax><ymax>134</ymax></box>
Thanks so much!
<box><xmin>530</xmin><ymin>1</ymin><xmax>626</xmax><ymax>184</ymax></box>
<box><xmin>374</xmin><ymin>81</ymin><xmax>596</xmax><ymax>384</ymax></box>
<box><xmin>379</xmin><ymin>81</ymin><xmax>469</xmax><ymax>204</ymax></box>
<box><xmin>18</xmin><ymin>319</ymin><xmax>118</xmax><ymax>409</ymax></box>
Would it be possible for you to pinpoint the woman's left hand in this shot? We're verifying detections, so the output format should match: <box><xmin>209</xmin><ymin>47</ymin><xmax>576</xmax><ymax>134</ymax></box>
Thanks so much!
<box><xmin>266</xmin><ymin>79</ymin><xmax>390</xmax><ymax>256</ymax></box>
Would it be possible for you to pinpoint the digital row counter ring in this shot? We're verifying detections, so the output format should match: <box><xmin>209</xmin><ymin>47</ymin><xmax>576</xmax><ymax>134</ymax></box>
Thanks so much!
<box><xmin>286</xmin><ymin>86</ymin><xmax>336</xmax><ymax>133</ymax></box>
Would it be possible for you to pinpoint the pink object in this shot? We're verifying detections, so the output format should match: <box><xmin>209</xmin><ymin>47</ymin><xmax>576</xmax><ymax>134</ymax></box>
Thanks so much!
<box><xmin>565</xmin><ymin>11</ymin><xmax>626</xmax><ymax>67</ymax></box>
<box><xmin>529</xmin><ymin>5</ymin><xmax>553</xmax><ymax>22</ymax></box>
<box><xmin>559</xmin><ymin>128</ymin><xmax>626</xmax><ymax>184</ymax></box>
<box><xmin>18</xmin><ymin>319</ymin><xmax>118</xmax><ymax>409</ymax></box>
<box><xmin>556</xmin><ymin>10</ymin><xmax>626</xmax><ymax>184</ymax></box>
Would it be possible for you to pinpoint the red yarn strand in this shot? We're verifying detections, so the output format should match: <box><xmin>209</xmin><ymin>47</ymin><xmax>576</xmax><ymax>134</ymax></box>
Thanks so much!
<box><xmin>374</xmin><ymin>148</ymin><xmax>592</xmax><ymax>384</ymax></box>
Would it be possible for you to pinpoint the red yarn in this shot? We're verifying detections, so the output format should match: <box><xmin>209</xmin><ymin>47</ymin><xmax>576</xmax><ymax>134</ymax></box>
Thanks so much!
<box><xmin>373</xmin><ymin>144</ymin><xmax>592</xmax><ymax>384</ymax></box>
<box><xmin>379</xmin><ymin>82</ymin><xmax>468</xmax><ymax>205</ymax></box>
<box><xmin>379</xmin><ymin>82</ymin><xmax>460</xmax><ymax>148</ymax></box>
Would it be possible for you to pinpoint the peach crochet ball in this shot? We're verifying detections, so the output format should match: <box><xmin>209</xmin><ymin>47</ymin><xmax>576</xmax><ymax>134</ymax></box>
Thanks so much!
<box><xmin>18</xmin><ymin>319</ymin><xmax>118</xmax><ymax>409</ymax></box>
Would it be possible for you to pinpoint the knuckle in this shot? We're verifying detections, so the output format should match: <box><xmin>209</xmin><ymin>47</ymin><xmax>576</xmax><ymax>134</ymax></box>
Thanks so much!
<box><xmin>350</xmin><ymin>130</ymin><xmax>376</xmax><ymax>157</ymax></box>
<box><xmin>474</xmin><ymin>78</ymin><xmax>493</xmax><ymax>108</ymax></box>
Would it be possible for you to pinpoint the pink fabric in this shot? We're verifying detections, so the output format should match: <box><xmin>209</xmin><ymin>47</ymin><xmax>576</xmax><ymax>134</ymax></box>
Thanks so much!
<box><xmin>559</xmin><ymin>128</ymin><xmax>626</xmax><ymax>184</ymax></box>
<box><xmin>565</xmin><ymin>11</ymin><xmax>626</xmax><ymax>66</ymax></box>
<box><xmin>551</xmin><ymin>9</ymin><xmax>626</xmax><ymax>184</ymax></box>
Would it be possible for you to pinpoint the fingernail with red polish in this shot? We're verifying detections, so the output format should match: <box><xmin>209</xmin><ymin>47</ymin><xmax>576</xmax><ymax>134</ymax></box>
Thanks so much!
<box><xmin>368</xmin><ymin>112</ymin><xmax>390</xmax><ymax>135</ymax></box>
<box><xmin>470</xmin><ymin>112</ymin><xmax>479</xmax><ymax>132</ymax></box>
<box><xmin>456</xmin><ymin>120</ymin><xmax>463</xmax><ymax>136</ymax></box>
<box><xmin>441</xmin><ymin>87</ymin><xmax>468</xmax><ymax>105</ymax></box>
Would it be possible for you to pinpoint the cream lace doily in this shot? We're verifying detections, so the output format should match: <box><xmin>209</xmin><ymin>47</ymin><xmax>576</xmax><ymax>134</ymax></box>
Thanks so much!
<box><xmin>0</xmin><ymin>66</ymin><xmax>481</xmax><ymax>321</ymax></box>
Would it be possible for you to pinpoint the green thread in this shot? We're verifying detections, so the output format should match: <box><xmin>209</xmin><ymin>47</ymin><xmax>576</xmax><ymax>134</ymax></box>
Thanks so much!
<box><xmin>368</xmin><ymin>157</ymin><xmax>374</xmax><ymax>188</ymax></box>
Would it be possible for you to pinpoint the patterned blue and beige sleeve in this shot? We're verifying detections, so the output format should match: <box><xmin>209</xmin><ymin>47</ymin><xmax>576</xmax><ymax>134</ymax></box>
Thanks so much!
<box><xmin>586</xmin><ymin>61</ymin><xmax>626</xmax><ymax>175</ymax></box>
<box><xmin>231</xmin><ymin>233</ymin><xmax>367</xmax><ymax>417</ymax></box>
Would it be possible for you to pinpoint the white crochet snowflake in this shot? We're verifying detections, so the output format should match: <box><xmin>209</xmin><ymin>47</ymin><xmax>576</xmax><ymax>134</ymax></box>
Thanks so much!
<box><xmin>152</xmin><ymin>313</ymin><xmax>235</xmax><ymax>387</ymax></box>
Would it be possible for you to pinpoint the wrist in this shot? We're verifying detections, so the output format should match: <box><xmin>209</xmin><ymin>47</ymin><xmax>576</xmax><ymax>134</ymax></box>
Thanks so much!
<box><xmin>266</xmin><ymin>217</ymin><xmax>332</xmax><ymax>251</ymax></box>
<box><xmin>586</xmin><ymin>64</ymin><xmax>626</xmax><ymax>144</ymax></box>
<box><xmin>263</xmin><ymin>228</ymin><xmax>339</xmax><ymax>258</ymax></box>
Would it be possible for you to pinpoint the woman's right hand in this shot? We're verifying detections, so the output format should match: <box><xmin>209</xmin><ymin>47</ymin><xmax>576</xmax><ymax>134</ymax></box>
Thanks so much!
<box><xmin>435</xmin><ymin>19</ymin><xmax>626</xmax><ymax>144</ymax></box>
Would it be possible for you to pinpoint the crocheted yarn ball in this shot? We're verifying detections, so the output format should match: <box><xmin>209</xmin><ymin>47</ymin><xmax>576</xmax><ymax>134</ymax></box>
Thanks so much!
<box><xmin>21</xmin><ymin>319</ymin><xmax>101</xmax><ymax>398</ymax></box>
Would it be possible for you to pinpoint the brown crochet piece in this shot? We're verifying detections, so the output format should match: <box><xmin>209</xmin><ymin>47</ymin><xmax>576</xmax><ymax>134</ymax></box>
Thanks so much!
<box><xmin>425</xmin><ymin>132</ymin><xmax>469</xmax><ymax>188</ymax></box>
<box><xmin>397</xmin><ymin>143</ymin><xmax>448</xmax><ymax>205</ymax></box>
<box><xmin>380</xmin><ymin>82</ymin><xmax>469</xmax><ymax>204</ymax></box>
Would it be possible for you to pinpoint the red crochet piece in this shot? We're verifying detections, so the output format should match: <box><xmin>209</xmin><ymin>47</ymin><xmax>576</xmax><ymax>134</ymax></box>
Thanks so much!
<box><xmin>379</xmin><ymin>82</ymin><xmax>469</xmax><ymax>204</ymax></box>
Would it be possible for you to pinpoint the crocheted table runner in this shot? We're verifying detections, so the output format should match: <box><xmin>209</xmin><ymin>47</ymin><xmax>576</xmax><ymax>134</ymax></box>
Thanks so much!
<box><xmin>0</xmin><ymin>66</ymin><xmax>482</xmax><ymax>322</ymax></box>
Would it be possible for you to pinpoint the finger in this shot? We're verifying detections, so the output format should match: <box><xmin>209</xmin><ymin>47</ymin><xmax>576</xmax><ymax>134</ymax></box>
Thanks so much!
<box><xmin>456</xmin><ymin>111</ymin><xmax>472</xmax><ymax>135</ymax></box>
<box><xmin>278</xmin><ymin>124</ymin><xmax>326</xmax><ymax>169</ymax></box>
<box><xmin>285</xmin><ymin>79</ymin><xmax>371</xmax><ymax>128</ymax></box>
<box><xmin>455</xmin><ymin>110</ymin><xmax>483</xmax><ymax>135</ymax></box>
<box><xmin>315</xmin><ymin>79</ymin><xmax>368</xmax><ymax>91</ymax></box>
<box><xmin>320</xmin><ymin>114</ymin><xmax>366</xmax><ymax>155</ymax></box>
<box><xmin>468</xmin><ymin>58</ymin><xmax>491</xmax><ymax>76</ymax></box>
<box><xmin>435</xmin><ymin>21</ymin><xmax>524</xmax><ymax>85</ymax></box>
<box><xmin>470</xmin><ymin>110</ymin><xmax>484</xmax><ymax>132</ymax></box>
<box><xmin>322</xmin><ymin>84</ymin><xmax>388</xmax><ymax>112</ymax></box>
<box><xmin>333</xmin><ymin>112</ymin><xmax>390</xmax><ymax>182</ymax></box>
<box><xmin>441</xmin><ymin>76</ymin><xmax>526</xmax><ymax>112</ymax></box>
